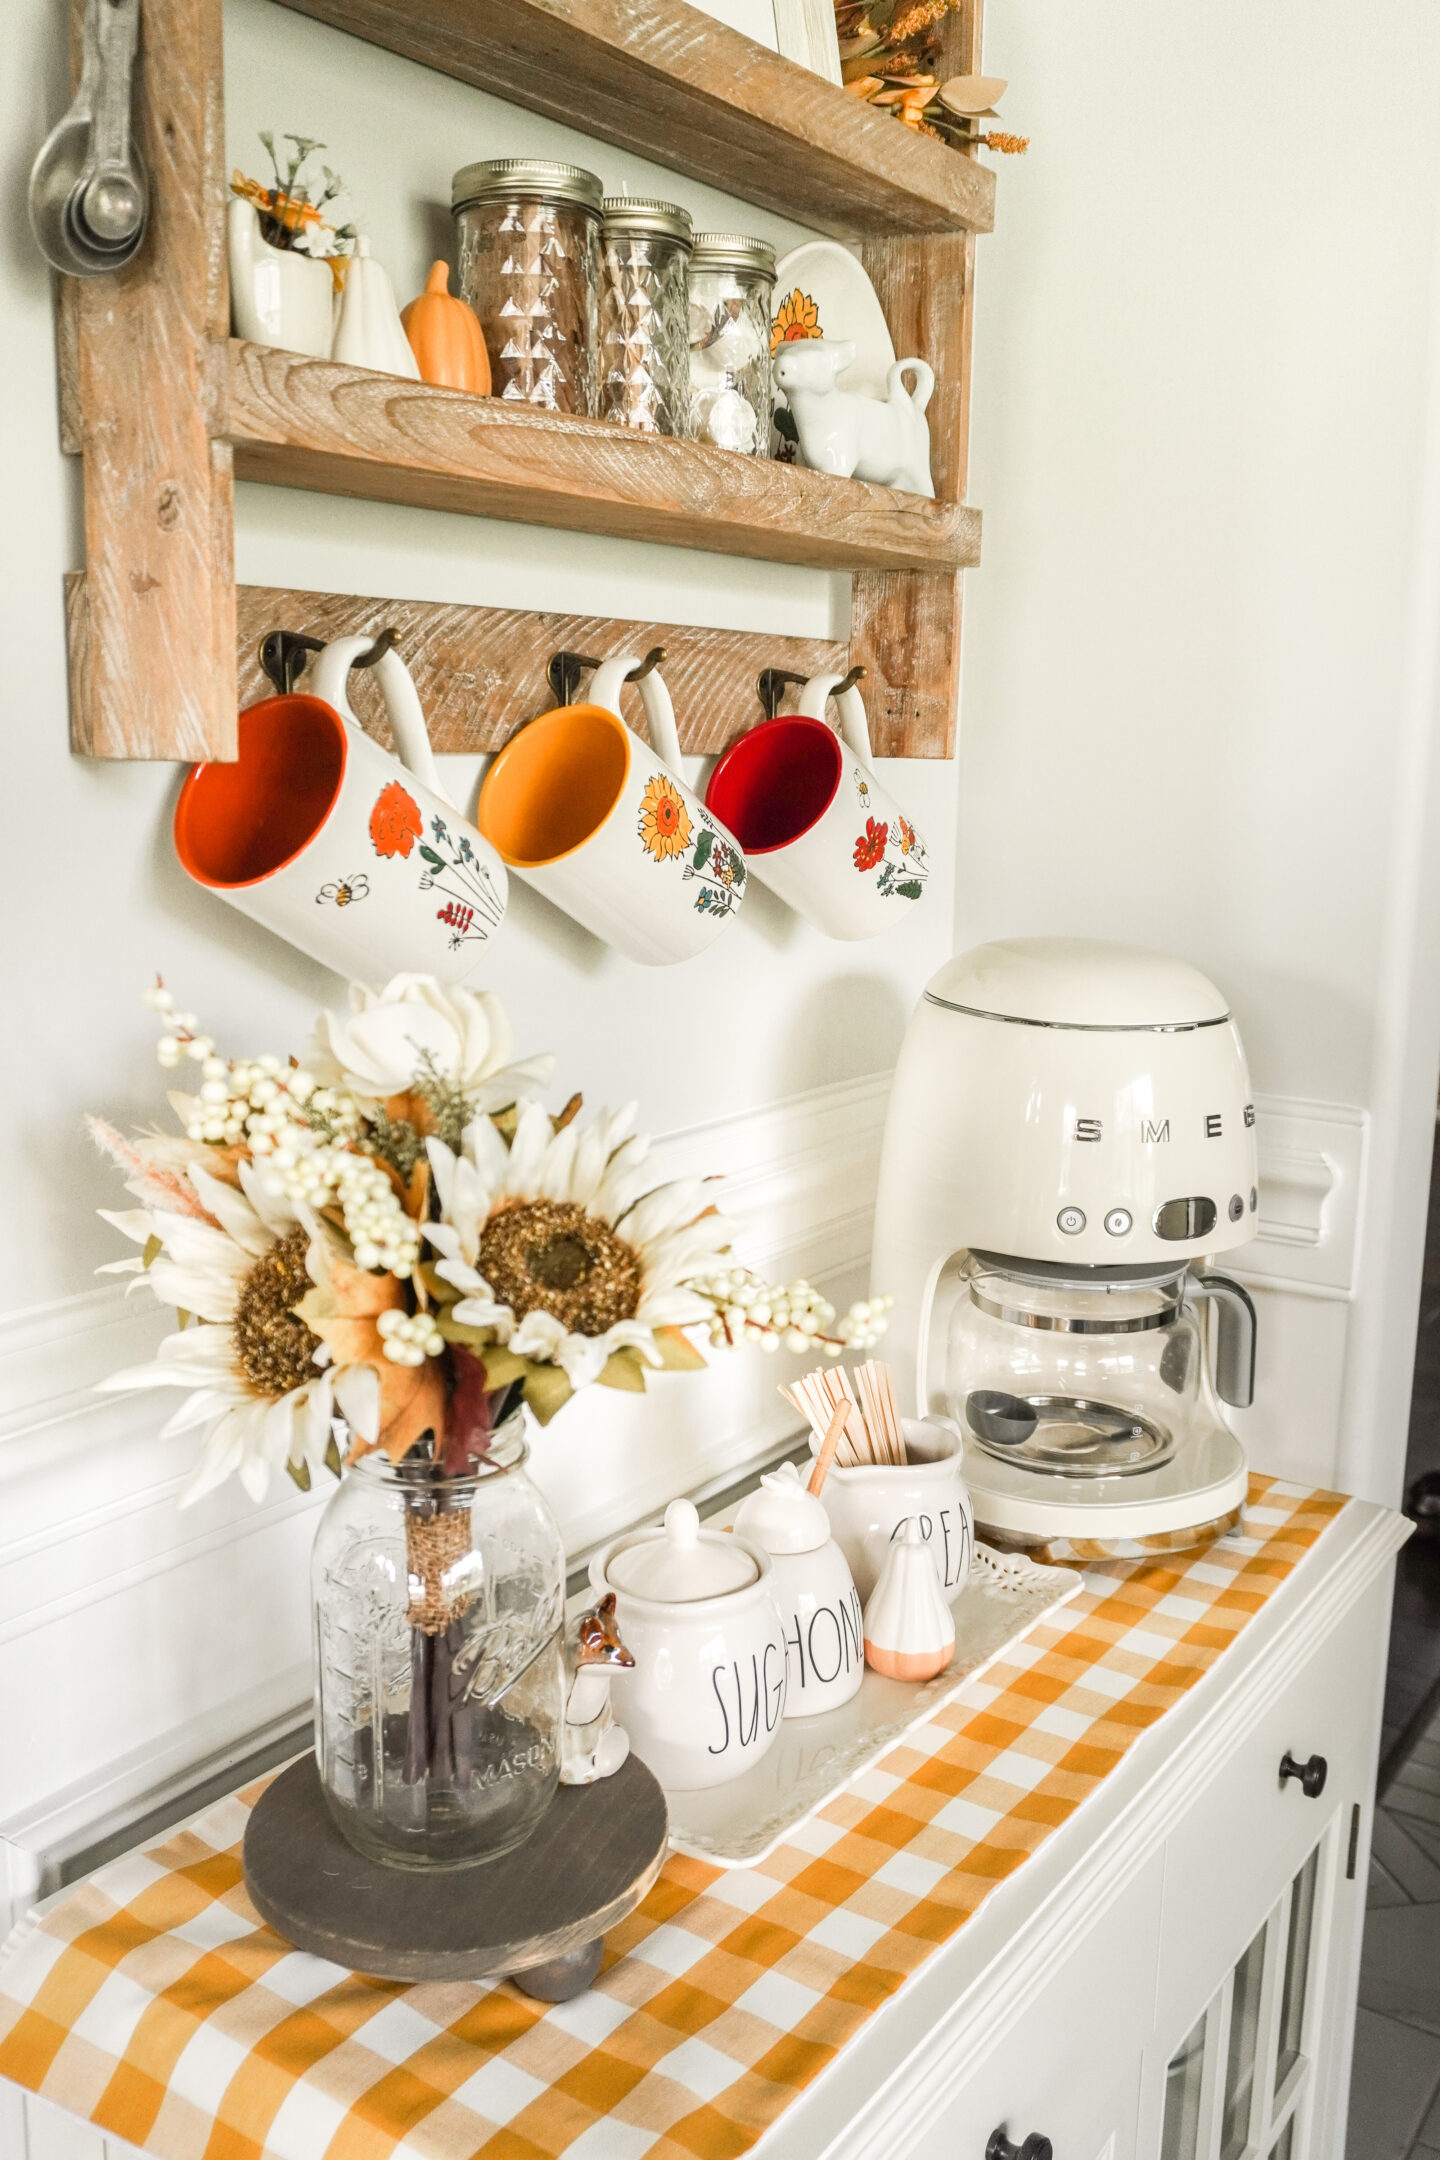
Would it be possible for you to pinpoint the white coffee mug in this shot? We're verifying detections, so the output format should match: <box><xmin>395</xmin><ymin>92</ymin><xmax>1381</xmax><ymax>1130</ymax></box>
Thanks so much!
<box><xmin>478</xmin><ymin>654</ymin><xmax>748</xmax><ymax>966</ymax></box>
<box><xmin>174</xmin><ymin>635</ymin><xmax>508</xmax><ymax>985</ymax></box>
<box><xmin>704</xmin><ymin>671</ymin><xmax>929</xmax><ymax>939</ymax></box>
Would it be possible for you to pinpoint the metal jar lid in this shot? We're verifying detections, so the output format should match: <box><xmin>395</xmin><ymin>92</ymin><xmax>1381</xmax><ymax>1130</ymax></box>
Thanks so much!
<box><xmin>690</xmin><ymin>231</ymin><xmax>777</xmax><ymax>277</ymax></box>
<box><xmin>602</xmin><ymin>196</ymin><xmax>693</xmax><ymax>249</ymax></box>
<box><xmin>451</xmin><ymin>158</ymin><xmax>604</xmax><ymax>216</ymax></box>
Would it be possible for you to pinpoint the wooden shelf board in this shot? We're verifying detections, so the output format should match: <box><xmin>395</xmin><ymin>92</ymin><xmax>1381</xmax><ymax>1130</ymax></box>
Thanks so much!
<box><xmin>222</xmin><ymin>341</ymin><xmax>981</xmax><ymax>576</ymax></box>
<box><xmin>272</xmin><ymin>0</ymin><xmax>995</xmax><ymax>241</ymax></box>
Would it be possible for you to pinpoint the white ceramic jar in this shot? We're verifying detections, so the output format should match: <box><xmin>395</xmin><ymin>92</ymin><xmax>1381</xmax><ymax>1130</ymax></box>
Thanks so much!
<box><xmin>735</xmin><ymin>1463</ymin><xmax>863</xmax><ymax>1718</ymax></box>
<box><xmin>813</xmin><ymin>1417</ymin><xmax>975</xmax><ymax>1603</ymax></box>
<box><xmin>590</xmin><ymin>1500</ymin><xmax>787</xmax><ymax>1790</ymax></box>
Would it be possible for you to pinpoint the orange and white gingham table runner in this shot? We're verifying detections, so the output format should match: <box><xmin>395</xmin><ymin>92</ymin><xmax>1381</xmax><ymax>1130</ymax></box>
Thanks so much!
<box><xmin>0</xmin><ymin>1477</ymin><xmax>1346</xmax><ymax>2160</ymax></box>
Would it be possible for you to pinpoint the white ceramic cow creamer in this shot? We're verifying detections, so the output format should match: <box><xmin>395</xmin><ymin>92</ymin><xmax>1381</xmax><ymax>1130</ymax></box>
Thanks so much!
<box><xmin>773</xmin><ymin>338</ymin><xmax>935</xmax><ymax>498</ymax></box>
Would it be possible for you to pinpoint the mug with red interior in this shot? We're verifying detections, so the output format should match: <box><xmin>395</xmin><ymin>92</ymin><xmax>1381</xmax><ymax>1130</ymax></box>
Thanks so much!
<box><xmin>704</xmin><ymin>671</ymin><xmax>929</xmax><ymax>939</ymax></box>
<box><xmin>173</xmin><ymin>636</ymin><xmax>508</xmax><ymax>984</ymax></box>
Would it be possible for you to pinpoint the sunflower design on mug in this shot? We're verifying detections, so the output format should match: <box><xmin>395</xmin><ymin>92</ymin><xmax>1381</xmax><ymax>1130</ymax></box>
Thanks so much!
<box><xmin>638</xmin><ymin>774</ymin><xmax>693</xmax><ymax>862</ymax></box>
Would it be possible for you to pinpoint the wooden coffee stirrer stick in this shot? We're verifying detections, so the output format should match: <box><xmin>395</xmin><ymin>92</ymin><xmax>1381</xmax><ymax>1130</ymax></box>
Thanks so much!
<box><xmin>806</xmin><ymin>1402</ymin><xmax>851</xmax><ymax>1496</ymax></box>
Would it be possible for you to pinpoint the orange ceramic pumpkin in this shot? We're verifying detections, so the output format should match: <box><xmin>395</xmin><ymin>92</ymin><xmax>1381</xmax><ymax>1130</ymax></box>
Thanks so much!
<box><xmin>401</xmin><ymin>261</ymin><xmax>491</xmax><ymax>395</ymax></box>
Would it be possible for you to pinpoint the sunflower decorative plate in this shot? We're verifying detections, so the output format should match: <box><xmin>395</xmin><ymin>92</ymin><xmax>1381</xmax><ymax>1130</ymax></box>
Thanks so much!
<box><xmin>770</xmin><ymin>239</ymin><xmax>897</xmax><ymax>401</ymax></box>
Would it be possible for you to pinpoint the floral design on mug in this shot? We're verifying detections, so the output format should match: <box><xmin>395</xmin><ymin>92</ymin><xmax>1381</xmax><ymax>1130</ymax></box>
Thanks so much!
<box><xmin>638</xmin><ymin>778</ymin><xmax>746</xmax><ymax>919</ymax></box>
<box><xmin>853</xmin><ymin>818</ymin><xmax>888</xmax><ymax>873</ymax></box>
<box><xmin>315</xmin><ymin>873</ymin><xmax>370</xmax><ymax>907</ymax></box>
<box><xmin>853</xmin><ymin>782</ymin><xmax>929</xmax><ymax>901</ymax></box>
<box><xmin>638</xmin><ymin>774</ymin><xmax>693</xmax><ymax>862</ymax></box>
<box><xmin>688</xmin><ymin>821</ymin><xmax>746</xmax><ymax>918</ymax></box>
<box><xmin>418</xmin><ymin>815</ymin><xmax>505</xmax><ymax>949</ymax></box>
<box><xmin>370</xmin><ymin>782</ymin><xmax>424</xmax><ymax>860</ymax></box>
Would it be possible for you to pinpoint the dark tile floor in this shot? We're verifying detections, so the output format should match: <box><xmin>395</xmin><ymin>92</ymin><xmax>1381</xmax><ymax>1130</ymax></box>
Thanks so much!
<box><xmin>1348</xmin><ymin>1702</ymin><xmax>1440</xmax><ymax>2160</ymax></box>
<box><xmin>1348</xmin><ymin>1127</ymin><xmax>1440</xmax><ymax>2160</ymax></box>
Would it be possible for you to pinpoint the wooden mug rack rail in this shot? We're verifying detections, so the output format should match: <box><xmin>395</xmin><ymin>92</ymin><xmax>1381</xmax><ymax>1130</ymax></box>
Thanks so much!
<box><xmin>56</xmin><ymin>0</ymin><xmax>989</xmax><ymax>766</ymax></box>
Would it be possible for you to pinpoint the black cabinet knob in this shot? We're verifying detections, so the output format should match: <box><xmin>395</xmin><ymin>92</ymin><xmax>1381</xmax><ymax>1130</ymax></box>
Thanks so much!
<box><xmin>987</xmin><ymin>2131</ymin><xmax>1053</xmax><ymax>2160</ymax></box>
<box><xmin>1279</xmin><ymin>1750</ymin><xmax>1327</xmax><ymax>1798</ymax></box>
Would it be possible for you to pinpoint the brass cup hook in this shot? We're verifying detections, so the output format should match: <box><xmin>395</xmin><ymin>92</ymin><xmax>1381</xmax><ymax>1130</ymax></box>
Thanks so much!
<box><xmin>353</xmin><ymin>627</ymin><xmax>398</xmax><ymax>669</ymax></box>
<box><xmin>258</xmin><ymin>629</ymin><xmax>324</xmax><ymax>697</ymax></box>
<box><xmin>258</xmin><ymin>627</ymin><xmax>398</xmax><ymax>699</ymax></box>
<box><xmin>546</xmin><ymin>644</ymin><xmax>668</xmax><ymax>707</ymax></box>
<box><xmin>755</xmin><ymin>663</ymin><xmax>866</xmax><ymax>721</ymax></box>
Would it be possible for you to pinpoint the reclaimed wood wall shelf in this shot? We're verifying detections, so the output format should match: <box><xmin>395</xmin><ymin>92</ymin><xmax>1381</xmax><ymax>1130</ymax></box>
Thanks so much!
<box><xmin>58</xmin><ymin>0</ymin><xmax>989</xmax><ymax>764</ymax></box>
<box><xmin>225</xmin><ymin>342</ymin><xmax>981</xmax><ymax>575</ymax></box>
<box><xmin>272</xmin><ymin>0</ymin><xmax>995</xmax><ymax>242</ymax></box>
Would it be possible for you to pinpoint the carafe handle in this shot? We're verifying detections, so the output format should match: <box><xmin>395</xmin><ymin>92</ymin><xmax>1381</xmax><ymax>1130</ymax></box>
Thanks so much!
<box><xmin>1189</xmin><ymin>1271</ymin><xmax>1257</xmax><ymax>1409</ymax></box>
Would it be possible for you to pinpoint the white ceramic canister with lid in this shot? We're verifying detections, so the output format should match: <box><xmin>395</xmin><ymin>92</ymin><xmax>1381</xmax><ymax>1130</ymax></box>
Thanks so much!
<box><xmin>735</xmin><ymin>1463</ymin><xmax>863</xmax><ymax>1718</ymax></box>
<box><xmin>812</xmin><ymin>1417</ymin><xmax>975</xmax><ymax>1604</ymax></box>
<box><xmin>590</xmin><ymin>1499</ymin><xmax>787</xmax><ymax>1790</ymax></box>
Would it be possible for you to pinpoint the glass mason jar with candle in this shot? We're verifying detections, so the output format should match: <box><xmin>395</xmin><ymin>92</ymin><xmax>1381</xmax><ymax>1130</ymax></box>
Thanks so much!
<box><xmin>688</xmin><ymin>232</ymin><xmax>777</xmax><ymax>456</ymax></box>
<box><xmin>599</xmin><ymin>196</ymin><xmax>694</xmax><ymax>436</ymax></box>
<box><xmin>311</xmin><ymin>1416</ymin><xmax>566</xmax><ymax>1869</ymax></box>
<box><xmin>452</xmin><ymin>158</ymin><xmax>603</xmax><ymax>416</ymax></box>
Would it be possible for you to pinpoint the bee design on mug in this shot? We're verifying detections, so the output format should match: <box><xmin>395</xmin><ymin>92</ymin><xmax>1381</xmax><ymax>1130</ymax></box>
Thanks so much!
<box><xmin>316</xmin><ymin>873</ymin><xmax>370</xmax><ymax>908</ymax></box>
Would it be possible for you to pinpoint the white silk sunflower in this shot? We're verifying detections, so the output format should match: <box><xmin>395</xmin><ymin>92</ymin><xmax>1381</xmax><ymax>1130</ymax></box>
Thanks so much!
<box><xmin>424</xmin><ymin>1102</ymin><xmax>729</xmax><ymax>1398</ymax></box>
<box><xmin>96</xmin><ymin>1160</ymin><xmax>378</xmax><ymax>1505</ymax></box>
<box><xmin>305</xmin><ymin>974</ymin><xmax>555</xmax><ymax>1108</ymax></box>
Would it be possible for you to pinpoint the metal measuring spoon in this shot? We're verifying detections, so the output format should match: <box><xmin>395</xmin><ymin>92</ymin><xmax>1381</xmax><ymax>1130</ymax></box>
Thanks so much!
<box><xmin>68</xmin><ymin>0</ymin><xmax>146</xmax><ymax>258</ymax></box>
<box><xmin>28</xmin><ymin>0</ymin><xmax>104</xmax><ymax>276</ymax></box>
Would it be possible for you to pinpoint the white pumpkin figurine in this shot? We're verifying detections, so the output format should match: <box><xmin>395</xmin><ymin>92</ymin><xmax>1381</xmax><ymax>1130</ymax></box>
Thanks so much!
<box><xmin>331</xmin><ymin>235</ymin><xmax>421</xmax><ymax>379</ymax></box>
<box><xmin>862</xmin><ymin>1518</ymin><xmax>956</xmax><ymax>1681</ymax></box>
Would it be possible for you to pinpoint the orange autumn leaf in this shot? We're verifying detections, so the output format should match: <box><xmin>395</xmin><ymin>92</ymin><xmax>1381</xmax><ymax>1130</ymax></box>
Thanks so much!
<box><xmin>296</xmin><ymin>1238</ymin><xmax>447</xmax><ymax>1463</ymax></box>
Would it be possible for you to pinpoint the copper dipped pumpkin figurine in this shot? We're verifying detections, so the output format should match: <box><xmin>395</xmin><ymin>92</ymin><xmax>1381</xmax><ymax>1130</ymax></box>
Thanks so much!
<box><xmin>402</xmin><ymin>261</ymin><xmax>491</xmax><ymax>394</ymax></box>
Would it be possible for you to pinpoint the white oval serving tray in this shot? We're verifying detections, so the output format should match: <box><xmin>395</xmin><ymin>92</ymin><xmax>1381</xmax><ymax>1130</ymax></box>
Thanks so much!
<box><xmin>664</xmin><ymin>1544</ymin><xmax>1082</xmax><ymax>1867</ymax></box>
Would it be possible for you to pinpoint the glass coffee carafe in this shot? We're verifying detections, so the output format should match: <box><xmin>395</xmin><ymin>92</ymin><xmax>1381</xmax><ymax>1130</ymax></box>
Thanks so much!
<box><xmin>942</xmin><ymin>1252</ymin><xmax>1254</xmax><ymax>1478</ymax></box>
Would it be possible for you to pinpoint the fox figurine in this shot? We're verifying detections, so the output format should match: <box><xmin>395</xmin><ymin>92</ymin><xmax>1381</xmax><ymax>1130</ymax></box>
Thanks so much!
<box><xmin>560</xmin><ymin>1592</ymin><xmax>635</xmax><ymax>1786</ymax></box>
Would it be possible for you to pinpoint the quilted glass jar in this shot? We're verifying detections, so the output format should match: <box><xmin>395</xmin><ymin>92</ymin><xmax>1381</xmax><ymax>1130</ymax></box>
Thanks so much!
<box><xmin>687</xmin><ymin>232</ymin><xmax>776</xmax><ymax>455</ymax></box>
<box><xmin>452</xmin><ymin>158</ymin><xmax>602</xmax><ymax>415</ymax></box>
<box><xmin>599</xmin><ymin>196</ymin><xmax>693</xmax><ymax>436</ymax></box>
<box><xmin>311</xmin><ymin>1421</ymin><xmax>567</xmax><ymax>1869</ymax></box>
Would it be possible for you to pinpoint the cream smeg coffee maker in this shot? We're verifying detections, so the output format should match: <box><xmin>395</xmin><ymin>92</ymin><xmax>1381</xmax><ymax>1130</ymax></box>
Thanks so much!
<box><xmin>873</xmin><ymin>939</ymin><xmax>1259</xmax><ymax>1560</ymax></box>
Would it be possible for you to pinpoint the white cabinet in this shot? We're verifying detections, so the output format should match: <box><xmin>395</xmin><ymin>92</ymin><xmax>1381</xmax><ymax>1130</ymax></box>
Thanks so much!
<box><xmin>773</xmin><ymin>1500</ymin><xmax>1401</xmax><ymax>2160</ymax></box>
<box><xmin>905</xmin><ymin>1857</ymin><xmax>1162</xmax><ymax>2160</ymax></box>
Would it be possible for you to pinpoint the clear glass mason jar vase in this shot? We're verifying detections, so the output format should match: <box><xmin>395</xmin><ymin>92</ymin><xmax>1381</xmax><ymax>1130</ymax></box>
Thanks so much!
<box><xmin>312</xmin><ymin>1419</ymin><xmax>567</xmax><ymax>1870</ymax></box>
<box><xmin>687</xmin><ymin>232</ymin><xmax>776</xmax><ymax>456</ymax></box>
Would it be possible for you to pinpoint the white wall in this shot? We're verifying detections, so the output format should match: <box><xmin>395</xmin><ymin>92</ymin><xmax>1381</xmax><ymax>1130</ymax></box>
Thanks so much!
<box><xmin>7</xmin><ymin>0</ymin><xmax>1440</xmax><ymax>1884</ymax></box>
<box><xmin>0</xmin><ymin>0</ymin><xmax>954</xmax><ymax>1849</ymax></box>
<box><xmin>958</xmin><ymin>0</ymin><xmax>1440</xmax><ymax>1503</ymax></box>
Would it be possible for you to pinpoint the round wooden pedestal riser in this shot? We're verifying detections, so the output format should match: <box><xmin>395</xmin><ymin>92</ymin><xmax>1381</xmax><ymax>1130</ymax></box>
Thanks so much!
<box><xmin>243</xmin><ymin>1753</ymin><xmax>668</xmax><ymax>1997</ymax></box>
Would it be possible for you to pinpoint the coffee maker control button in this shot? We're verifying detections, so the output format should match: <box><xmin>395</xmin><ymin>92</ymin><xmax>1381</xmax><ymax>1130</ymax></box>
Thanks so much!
<box><xmin>1153</xmin><ymin>1196</ymin><xmax>1219</xmax><ymax>1240</ymax></box>
<box><xmin>1104</xmin><ymin>1208</ymin><xmax>1132</xmax><ymax>1236</ymax></box>
<box><xmin>1228</xmin><ymin>1193</ymin><xmax>1245</xmax><ymax>1222</ymax></box>
<box><xmin>1057</xmin><ymin>1206</ymin><xmax>1086</xmax><ymax>1235</ymax></box>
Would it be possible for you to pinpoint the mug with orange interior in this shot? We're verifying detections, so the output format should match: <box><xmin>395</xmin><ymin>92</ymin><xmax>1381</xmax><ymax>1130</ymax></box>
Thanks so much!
<box><xmin>174</xmin><ymin>635</ymin><xmax>508</xmax><ymax>984</ymax></box>
<box><xmin>477</xmin><ymin>654</ymin><xmax>747</xmax><ymax>965</ymax></box>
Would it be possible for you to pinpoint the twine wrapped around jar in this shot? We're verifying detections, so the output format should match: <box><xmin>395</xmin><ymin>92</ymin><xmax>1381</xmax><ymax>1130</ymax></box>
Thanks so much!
<box><xmin>405</xmin><ymin>1505</ymin><xmax>473</xmax><ymax>1636</ymax></box>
